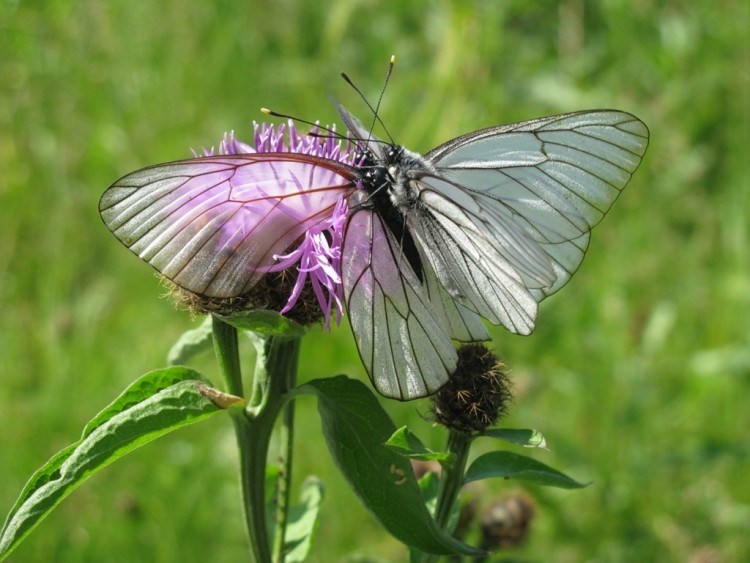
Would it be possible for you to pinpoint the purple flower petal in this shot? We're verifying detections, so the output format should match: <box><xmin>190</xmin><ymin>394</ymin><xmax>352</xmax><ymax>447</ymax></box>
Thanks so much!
<box><xmin>198</xmin><ymin>121</ymin><xmax>355</xmax><ymax>327</ymax></box>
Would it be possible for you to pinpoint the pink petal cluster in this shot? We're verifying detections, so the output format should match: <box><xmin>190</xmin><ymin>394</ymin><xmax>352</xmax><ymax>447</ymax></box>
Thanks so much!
<box><xmin>272</xmin><ymin>196</ymin><xmax>348</xmax><ymax>329</ymax></box>
<box><xmin>198</xmin><ymin>121</ymin><xmax>357</xmax><ymax>328</ymax></box>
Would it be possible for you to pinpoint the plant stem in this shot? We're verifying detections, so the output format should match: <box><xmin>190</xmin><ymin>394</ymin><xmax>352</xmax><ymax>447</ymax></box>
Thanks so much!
<box><xmin>265</xmin><ymin>336</ymin><xmax>299</xmax><ymax>563</ymax></box>
<box><xmin>212</xmin><ymin>315</ymin><xmax>244</xmax><ymax>397</ymax></box>
<box><xmin>434</xmin><ymin>430</ymin><xmax>471</xmax><ymax>527</ymax></box>
<box><xmin>211</xmin><ymin>317</ymin><xmax>300</xmax><ymax>563</ymax></box>
<box><xmin>423</xmin><ymin>430</ymin><xmax>473</xmax><ymax>563</ymax></box>
<box><xmin>212</xmin><ymin>317</ymin><xmax>266</xmax><ymax>562</ymax></box>
<box><xmin>271</xmin><ymin>400</ymin><xmax>295</xmax><ymax>562</ymax></box>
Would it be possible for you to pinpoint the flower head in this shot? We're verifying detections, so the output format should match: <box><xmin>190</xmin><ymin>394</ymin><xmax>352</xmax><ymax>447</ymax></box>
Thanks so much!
<box><xmin>480</xmin><ymin>493</ymin><xmax>535</xmax><ymax>550</ymax></box>
<box><xmin>270</xmin><ymin>196</ymin><xmax>348</xmax><ymax>329</ymax></box>
<box><xmin>176</xmin><ymin>121</ymin><xmax>356</xmax><ymax>328</ymax></box>
<box><xmin>431</xmin><ymin>344</ymin><xmax>513</xmax><ymax>434</ymax></box>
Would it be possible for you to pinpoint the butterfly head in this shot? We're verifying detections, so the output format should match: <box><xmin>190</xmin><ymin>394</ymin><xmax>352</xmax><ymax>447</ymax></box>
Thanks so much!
<box><xmin>362</xmin><ymin>162</ymin><xmax>390</xmax><ymax>191</ymax></box>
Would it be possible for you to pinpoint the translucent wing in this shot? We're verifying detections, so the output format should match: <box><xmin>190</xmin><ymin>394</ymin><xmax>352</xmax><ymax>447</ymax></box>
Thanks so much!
<box><xmin>342</xmin><ymin>197</ymin><xmax>475</xmax><ymax>400</ymax></box>
<box><xmin>407</xmin><ymin>188</ymin><xmax>544</xmax><ymax>334</ymax></box>
<box><xmin>100</xmin><ymin>154</ymin><xmax>356</xmax><ymax>297</ymax></box>
<box><xmin>417</xmin><ymin>110</ymin><xmax>649</xmax><ymax>317</ymax></box>
<box><xmin>420</xmin><ymin>251</ymin><xmax>491</xmax><ymax>344</ymax></box>
<box><xmin>333</xmin><ymin>99</ymin><xmax>387</xmax><ymax>160</ymax></box>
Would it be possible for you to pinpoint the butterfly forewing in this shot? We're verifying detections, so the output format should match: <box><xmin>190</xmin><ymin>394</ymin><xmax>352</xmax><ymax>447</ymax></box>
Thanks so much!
<box><xmin>422</xmin><ymin>110</ymin><xmax>649</xmax><ymax>299</ymax></box>
<box><xmin>100</xmin><ymin>154</ymin><xmax>357</xmax><ymax>297</ymax></box>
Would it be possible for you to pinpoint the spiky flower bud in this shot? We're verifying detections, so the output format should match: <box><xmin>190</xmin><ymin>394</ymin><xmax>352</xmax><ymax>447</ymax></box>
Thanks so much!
<box><xmin>480</xmin><ymin>492</ymin><xmax>535</xmax><ymax>550</ymax></box>
<box><xmin>431</xmin><ymin>344</ymin><xmax>512</xmax><ymax>434</ymax></box>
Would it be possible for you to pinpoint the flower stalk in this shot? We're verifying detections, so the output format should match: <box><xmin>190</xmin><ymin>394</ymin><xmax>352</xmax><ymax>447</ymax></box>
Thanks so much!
<box><xmin>212</xmin><ymin>316</ymin><xmax>300</xmax><ymax>563</ymax></box>
<box><xmin>420</xmin><ymin>430</ymin><xmax>474</xmax><ymax>563</ymax></box>
<box><xmin>433</xmin><ymin>430</ymin><xmax>473</xmax><ymax>529</ymax></box>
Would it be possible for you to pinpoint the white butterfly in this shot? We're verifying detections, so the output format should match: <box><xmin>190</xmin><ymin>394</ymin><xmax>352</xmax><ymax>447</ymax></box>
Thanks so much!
<box><xmin>335</xmin><ymin>102</ymin><xmax>648</xmax><ymax>399</ymax></box>
<box><xmin>100</xmin><ymin>95</ymin><xmax>649</xmax><ymax>400</ymax></box>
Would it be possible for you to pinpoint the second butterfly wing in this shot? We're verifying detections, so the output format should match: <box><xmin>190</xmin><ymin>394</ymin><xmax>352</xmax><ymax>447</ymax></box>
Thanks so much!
<box><xmin>100</xmin><ymin>154</ymin><xmax>358</xmax><ymax>298</ymax></box>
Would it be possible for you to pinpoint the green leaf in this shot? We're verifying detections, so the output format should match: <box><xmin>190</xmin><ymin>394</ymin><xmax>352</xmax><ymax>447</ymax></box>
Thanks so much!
<box><xmin>386</xmin><ymin>427</ymin><xmax>455</xmax><ymax>464</ymax></box>
<box><xmin>0</xmin><ymin>367</ymin><xmax>231</xmax><ymax>561</ymax></box>
<box><xmin>482</xmin><ymin>428</ymin><xmax>549</xmax><ymax>450</ymax></box>
<box><xmin>82</xmin><ymin>366</ymin><xmax>214</xmax><ymax>436</ymax></box>
<box><xmin>284</xmin><ymin>476</ymin><xmax>324</xmax><ymax>563</ymax></box>
<box><xmin>290</xmin><ymin>376</ymin><xmax>481</xmax><ymax>557</ymax></box>
<box><xmin>217</xmin><ymin>309</ymin><xmax>305</xmax><ymax>338</ymax></box>
<box><xmin>417</xmin><ymin>471</ymin><xmax>440</xmax><ymax>517</ymax></box>
<box><xmin>464</xmin><ymin>451</ymin><xmax>588</xmax><ymax>489</ymax></box>
<box><xmin>167</xmin><ymin>317</ymin><xmax>214</xmax><ymax>365</ymax></box>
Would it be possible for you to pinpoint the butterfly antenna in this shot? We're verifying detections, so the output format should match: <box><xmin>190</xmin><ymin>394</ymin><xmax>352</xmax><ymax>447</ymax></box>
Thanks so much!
<box><xmin>260</xmin><ymin>108</ymin><xmax>346</xmax><ymax>142</ymax></box>
<box><xmin>340</xmin><ymin>55</ymin><xmax>397</xmax><ymax>145</ymax></box>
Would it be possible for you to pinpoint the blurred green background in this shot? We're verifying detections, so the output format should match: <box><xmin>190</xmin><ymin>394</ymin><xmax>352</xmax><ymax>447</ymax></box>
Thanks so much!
<box><xmin>1</xmin><ymin>1</ymin><xmax>748</xmax><ymax>561</ymax></box>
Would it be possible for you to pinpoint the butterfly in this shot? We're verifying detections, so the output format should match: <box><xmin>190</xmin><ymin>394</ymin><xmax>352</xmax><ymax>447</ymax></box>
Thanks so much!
<box><xmin>100</xmin><ymin>86</ymin><xmax>649</xmax><ymax>401</ymax></box>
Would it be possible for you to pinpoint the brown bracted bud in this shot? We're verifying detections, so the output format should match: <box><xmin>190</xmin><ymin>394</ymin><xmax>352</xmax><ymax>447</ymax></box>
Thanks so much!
<box><xmin>431</xmin><ymin>344</ymin><xmax>512</xmax><ymax>434</ymax></box>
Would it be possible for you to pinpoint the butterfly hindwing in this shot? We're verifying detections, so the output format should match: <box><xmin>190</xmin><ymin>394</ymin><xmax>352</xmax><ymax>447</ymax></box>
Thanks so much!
<box><xmin>341</xmin><ymin>202</ymin><xmax>459</xmax><ymax>400</ymax></box>
<box><xmin>418</xmin><ymin>248</ymin><xmax>491</xmax><ymax>344</ymax></box>
<box><xmin>407</xmin><ymin>193</ymin><xmax>541</xmax><ymax>335</ymax></box>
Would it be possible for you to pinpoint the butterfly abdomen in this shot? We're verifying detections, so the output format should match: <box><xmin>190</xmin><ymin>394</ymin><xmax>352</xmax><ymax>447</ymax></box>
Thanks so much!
<box><xmin>355</xmin><ymin>145</ymin><xmax>427</xmax><ymax>284</ymax></box>
<box><xmin>378</xmin><ymin>204</ymin><xmax>424</xmax><ymax>284</ymax></box>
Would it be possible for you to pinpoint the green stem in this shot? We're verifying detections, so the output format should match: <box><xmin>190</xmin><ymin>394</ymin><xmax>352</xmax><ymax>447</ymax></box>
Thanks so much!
<box><xmin>212</xmin><ymin>315</ymin><xmax>244</xmax><ymax>397</ymax></box>
<box><xmin>212</xmin><ymin>317</ymin><xmax>300</xmax><ymax>563</ymax></box>
<box><xmin>423</xmin><ymin>430</ymin><xmax>473</xmax><ymax>563</ymax></box>
<box><xmin>266</xmin><ymin>335</ymin><xmax>299</xmax><ymax>563</ymax></box>
<box><xmin>271</xmin><ymin>400</ymin><xmax>295</xmax><ymax>562</ymax></box>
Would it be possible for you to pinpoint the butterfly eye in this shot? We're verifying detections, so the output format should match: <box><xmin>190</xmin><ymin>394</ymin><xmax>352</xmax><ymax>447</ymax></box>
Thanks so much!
<box><xmin>385</xmin><ymin>146</ymin><xmax>402</xmax><ymax>162</ymax></box>
<box><xmin>364</xmin><ymin>166</ymin><xmax>389</xmax><ymax>188</ymax></box>
<box><xmin>354</xmin><ymin>148</ymin><xmax>375</xmax><ymax>167</ymax></box>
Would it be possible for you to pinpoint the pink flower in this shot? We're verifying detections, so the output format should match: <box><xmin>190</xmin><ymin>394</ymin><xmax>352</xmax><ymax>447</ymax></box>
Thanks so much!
<box><xmin>197</xmin><ymin>122</ymin><xmax>357</xmax><ymax>328</ymax></box>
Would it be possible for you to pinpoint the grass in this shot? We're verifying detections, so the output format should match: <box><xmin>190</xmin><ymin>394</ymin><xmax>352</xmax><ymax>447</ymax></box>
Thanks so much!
<box><xmin>1</xmin><ymin>0</ymin><xmax>748</xmax><ymax>561</ymax></box>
